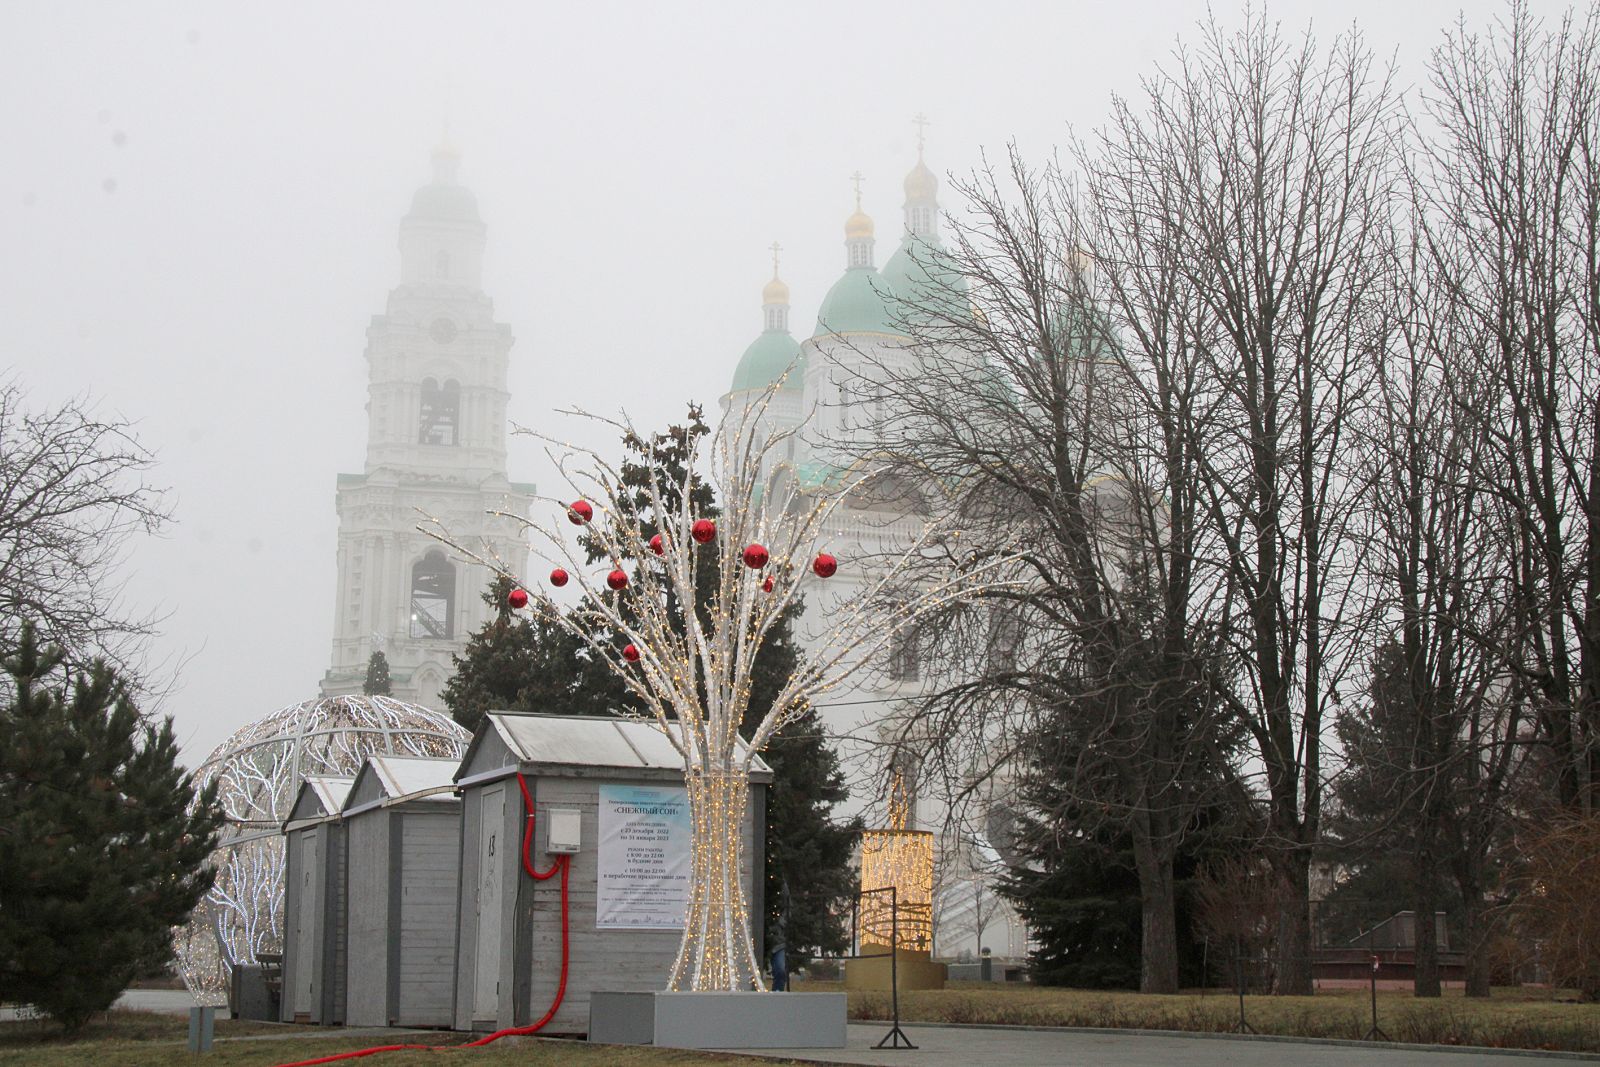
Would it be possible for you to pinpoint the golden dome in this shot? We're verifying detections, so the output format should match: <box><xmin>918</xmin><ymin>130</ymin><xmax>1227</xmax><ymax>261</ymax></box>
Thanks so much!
<box><xmin>904</xmin><ymin>159</ymin><xmax>937</xmax><ymax>202</ymax></box>
<box><xmin>846</xmin><ymin>209</ymin><xmax>874</xmax><ymax>240</ymax></box>
<box><xmin>762</xmin><ymin>274</ymin><xmax>790</xmax><ymax>305</ymax></box>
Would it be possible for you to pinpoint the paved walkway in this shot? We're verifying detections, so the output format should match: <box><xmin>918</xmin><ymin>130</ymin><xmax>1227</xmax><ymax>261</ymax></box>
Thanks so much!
<box><xmin>732</xmin><ymin>1023</ymin><xmax>1600</xmax><ymax>1066</ymax></box>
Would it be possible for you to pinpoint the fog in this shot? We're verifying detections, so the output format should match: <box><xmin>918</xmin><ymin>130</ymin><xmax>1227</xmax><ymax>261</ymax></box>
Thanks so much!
<box><xmin>0</xmin><ymin>0</ymin><xmax>1562</xmax><ymax>766</ymax></box>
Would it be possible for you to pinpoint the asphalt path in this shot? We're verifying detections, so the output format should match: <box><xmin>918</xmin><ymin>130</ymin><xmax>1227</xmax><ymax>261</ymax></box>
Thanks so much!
<box><xmin>729</xmin><ymin>1022</ymin><xmax>1600</xmax><ymax>1066</ymax></box>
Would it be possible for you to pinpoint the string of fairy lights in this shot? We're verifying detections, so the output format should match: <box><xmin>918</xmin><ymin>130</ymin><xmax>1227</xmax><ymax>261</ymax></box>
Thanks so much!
<box><xmin>420</xmin><ymin>385</ymin><xmax>1020</xmax><ymax>991</ymax></box>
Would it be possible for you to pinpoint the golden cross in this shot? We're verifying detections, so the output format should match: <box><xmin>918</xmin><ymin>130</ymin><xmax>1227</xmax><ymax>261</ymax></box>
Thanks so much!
<box><xmin>912</xmin><ymin>112</ymin><xmax>930</xmax><ymax>156</ymax></box>
<box><xmin>769</xmin><ymin>240</ymin><xmax>782</xmax><ymax>277</ymax></box>
<box><xmin>850</xmin><ymin>170</ymin><xmax>865</xmax><ymax>209</ymax></box>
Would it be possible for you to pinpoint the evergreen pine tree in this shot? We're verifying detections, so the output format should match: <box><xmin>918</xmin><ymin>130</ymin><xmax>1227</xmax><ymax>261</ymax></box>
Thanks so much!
<box><xmin>0</xmin><ymin>625</ymin><xmax>223</xmax><ymax>1030</ymax></box>
<box><xmin>999</xmin><ymin>699</ymin><xmax>1240</xmax><ymax>988</ymax></box>
<box><xmin>362</xmin><ymin>650</ymin><xmax>393</xmax><ymax>696</ymax></box>
<box><xmin>441</xmin><ymin>575</ymin><xmax>624</xmax><ymax>736</ymax></box>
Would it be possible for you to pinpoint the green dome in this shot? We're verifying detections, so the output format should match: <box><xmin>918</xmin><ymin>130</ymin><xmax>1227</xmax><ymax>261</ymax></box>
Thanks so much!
<box><xmin>730</xmin><ymin>329</ymin><xmax>804</xmax><ymax>393</ymax></box>
<box><xmin>813</xmin><ymin>268</ymin><xmax>902</xmax><ymax>338</ymax></box>
<box><xmin>882</xmin><ymin>236</ymin><xmax>967</xmax><ymax>317</ymax></box>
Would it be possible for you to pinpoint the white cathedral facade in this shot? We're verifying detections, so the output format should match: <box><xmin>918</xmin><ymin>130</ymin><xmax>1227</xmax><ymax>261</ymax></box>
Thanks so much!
<box><xmin>321</xmin><ymin>147</ymin><xmax>533</xmax><ymax>708</ymax></box>
<box><xmin>720</xmin><ymin>147</ymin><xmax>1029</xmax><ymax>959</ymax></box>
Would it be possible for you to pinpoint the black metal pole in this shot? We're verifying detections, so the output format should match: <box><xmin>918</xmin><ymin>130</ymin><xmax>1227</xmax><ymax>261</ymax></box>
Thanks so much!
<box><xmin>1363</xmin><ymin>954</ymin><xmax>1389</xmax><ymax>1041</ymax></box>
<box><xmin>872</xmin><ymin>886</ymin><xmax>916</xmax><ymax>1050</ymax></box>
<box><xmin>1232</xmin><ymin>936</ymin><xmax>1255</xmax><ymax>1034</ymax></box>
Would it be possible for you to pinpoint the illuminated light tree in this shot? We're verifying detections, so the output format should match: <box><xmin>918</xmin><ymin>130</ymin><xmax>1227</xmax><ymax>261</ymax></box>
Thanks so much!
<box><xmin>422</xmin><ymin>391</ymin><xmax>1014</xmax><ymax>992</ymax></box>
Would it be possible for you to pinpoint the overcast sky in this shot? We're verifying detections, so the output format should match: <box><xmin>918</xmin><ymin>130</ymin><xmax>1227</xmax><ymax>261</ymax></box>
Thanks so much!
<box><xmin>0</xmin><ymin>0</ymin><xmax>1571</xmax><ymax>766</ymax></box>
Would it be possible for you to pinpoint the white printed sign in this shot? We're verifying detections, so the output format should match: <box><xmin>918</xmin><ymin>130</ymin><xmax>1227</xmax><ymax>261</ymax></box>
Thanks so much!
<box><xmin>596</xmin><ymin>784</ymin><xmax>690</xmax><ymax>929</ymax></box>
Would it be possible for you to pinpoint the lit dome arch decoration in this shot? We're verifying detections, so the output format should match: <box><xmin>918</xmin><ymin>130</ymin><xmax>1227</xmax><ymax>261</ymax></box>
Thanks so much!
<box><xmin>174</xmin><ymin>695</ymin><xmax>468</xmax><ymax>1004</ymax></box>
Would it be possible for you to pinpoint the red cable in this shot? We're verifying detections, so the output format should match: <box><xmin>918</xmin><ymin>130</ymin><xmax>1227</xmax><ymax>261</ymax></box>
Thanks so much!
<box><xmin>270</xmin><ymin>772</ymin><xmax>572</xmax><ymax>1067</ymax></box>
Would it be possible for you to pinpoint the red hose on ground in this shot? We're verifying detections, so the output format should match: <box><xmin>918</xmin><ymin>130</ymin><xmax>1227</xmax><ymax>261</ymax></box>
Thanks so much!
<box><xmin>269</xmin><ymin>772</ymin><xmax>572</xmax><ymax>1067</ymax></box>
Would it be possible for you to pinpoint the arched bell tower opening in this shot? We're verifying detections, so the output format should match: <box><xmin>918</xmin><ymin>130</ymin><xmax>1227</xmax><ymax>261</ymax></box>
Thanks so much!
<box><xmin>418</xmin><ymin>378</ymin><xmax>461</xmax><ymax>446</ymax></box>
<box><xmin>409</xmin><ymin>551</ymin><xmax>457</xmax><ymax>639</ymax></box>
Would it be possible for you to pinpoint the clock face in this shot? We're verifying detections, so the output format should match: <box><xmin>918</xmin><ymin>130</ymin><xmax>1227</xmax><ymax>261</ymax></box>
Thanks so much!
<box><xmin>430</xmin><ymin>317</ymin><xmax>458</xmax><ymax>344</ymax></box>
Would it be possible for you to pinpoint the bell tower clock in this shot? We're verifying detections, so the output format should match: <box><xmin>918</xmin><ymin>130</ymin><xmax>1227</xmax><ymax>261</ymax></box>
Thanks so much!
<box><xmin>320</xmin><ymin>145</ymin><xmax>534</xmax><ymax>708</ymax></box>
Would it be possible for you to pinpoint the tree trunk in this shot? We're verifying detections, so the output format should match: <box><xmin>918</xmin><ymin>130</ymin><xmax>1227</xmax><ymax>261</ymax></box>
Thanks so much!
<box><xmin>1274</xmin><ymin>849</ymin><xmax>1314</xmax><ymax>995</ymax></box>
<box><xmin>1413</xmin><ymin>856</ymin><xmax>1441</xmax><ymax>997</ymax></box>
<box><xmin>1459</xmin><ymin>886</ymin><xmax>1493</xmax><ymax>998</ymax></box>
<box><xmin>668</xmin><ymin>769</ymin><xmax>762</xmax><ymax>991</ymax></box>
<box><xmin>1131</xmin><ymin>829</ymin><xmax>1180</xmax><ymax>994</ymax></box>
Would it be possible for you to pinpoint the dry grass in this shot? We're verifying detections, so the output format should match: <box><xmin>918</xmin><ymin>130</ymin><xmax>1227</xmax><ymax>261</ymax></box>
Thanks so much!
<box><xmin>803</xmin><ymin>980</ymin><xmax>1600</xmax><ymax>1052</ymax></box>
<box><xmin>0</xmin><ymin>1011</ymin><xmax>810</xmax><ymax>1067</ymax></box>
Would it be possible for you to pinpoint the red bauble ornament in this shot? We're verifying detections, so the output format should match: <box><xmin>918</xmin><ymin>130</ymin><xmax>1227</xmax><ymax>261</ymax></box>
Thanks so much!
<box><xmin>812</xmin><ymin>552</ymin><xmax>838</xmax><ymax>578</ymax></box>
<box><xmin>549</xmin><ymin>568</ymin><xmax>569</xmax><ymax>587</ymax></box>
<box><xmin>507</xmin><ymin>588</ymin><xmax>529</xmax><ymax>610</ymax></box>
<box><xmin>742</xmin><ymin>543</ymin><xmax>769</xmax><ymax>569</ymax></box>
<box><xmin>762</xmin><ymin>575</ymin><xmax>775</xmax><ymax>593</ymax></box>
<box><xmin>691</xmin><ymin>518</ymin><xmax>717</xmax><ymax>544</ymax></box>
<box><xmin>607</xmin><ymin>568</ymin><xmax>629</xmax><ymax>591</ymax></box>
<box><xmin>567</xmin><ymin>500</ymin><xmax>594</xmax><ymax>525</ymax></box>
<box><xmin>649</xmin><ymin>533</ymin><xmax>665</xmax><ymax>556</ymax></box>
<box><xmin>623</xmin><ymin>643</ymin><xmax>641</xmax><ymax>663</ymax></box>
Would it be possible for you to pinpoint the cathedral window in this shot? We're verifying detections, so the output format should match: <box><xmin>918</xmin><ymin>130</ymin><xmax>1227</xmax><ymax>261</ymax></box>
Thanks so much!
<box><xmin>410</xmin><ymin>551</ymin><xmax>456</xmax><ymax>639</ymax></box>
<box><xmin>987</xmin><ymin>604</ymin><xmax>1020</xmax><ymax>674</ymax></box>
<box><xmin>419</xmin><ymin>378</ymin><xmax>461</xmax><ymax>446</ymax></box>
<box><xmin>888</xmin><ymin>624</ymin><xmax>920</xmax><ymax>681</ymax></box>
<box><xmin>849</xmin><ymin>240</ymin><xmax>871</xmax><ymax>269</ymax></box>
<box><xmin>435</xmin><ymin>250</ymin><xmax>450</xmax><ymax>279</ymax></box>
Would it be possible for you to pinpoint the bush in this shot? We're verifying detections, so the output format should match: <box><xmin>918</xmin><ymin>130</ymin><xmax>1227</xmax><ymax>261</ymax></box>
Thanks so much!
<box><xmin>1514</xmin><ymin>816</ymin><xmax>1600</xmax><ymax>1000</ymax></box>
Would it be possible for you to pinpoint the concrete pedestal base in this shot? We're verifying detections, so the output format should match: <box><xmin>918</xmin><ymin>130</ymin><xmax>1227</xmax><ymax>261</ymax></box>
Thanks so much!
<box><xmin>589</xmin><ymin>990</ymin><xmax>847</xmax><ymax>1049</ymax></box>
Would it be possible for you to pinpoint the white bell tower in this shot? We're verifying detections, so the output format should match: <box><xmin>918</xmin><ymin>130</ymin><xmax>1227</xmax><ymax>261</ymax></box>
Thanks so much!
<box><xmin>321</xmin><ymin>144</ymin><xmax>534</xmax><ymax>708</ymax></box>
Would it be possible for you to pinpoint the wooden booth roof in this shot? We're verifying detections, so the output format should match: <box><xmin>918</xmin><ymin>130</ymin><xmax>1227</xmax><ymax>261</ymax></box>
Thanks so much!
<box><xmin>456</xmin><ymin>712</ymin><xmax>773</xmax><ymax>787</ymax></box>
<box><xmin>283</xmin><ymin>775</ymin><xmax>355</xmax><ymax>831</ymax></box>
<box><xmin>343</xmin><ymin>755</ymin><xmax>463</xmax><ymax>816</ymax></box>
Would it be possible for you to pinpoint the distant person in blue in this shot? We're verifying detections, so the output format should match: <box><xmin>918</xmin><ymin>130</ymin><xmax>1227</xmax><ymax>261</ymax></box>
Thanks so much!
<box><xmin>769</xmin><ymin>878</ymin><xmax>791</xmax><ymax>991</ymax></box>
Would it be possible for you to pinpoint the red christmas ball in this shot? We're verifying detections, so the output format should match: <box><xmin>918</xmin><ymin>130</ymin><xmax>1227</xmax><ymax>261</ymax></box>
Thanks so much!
<box><xmin>549</xmin><ymin>568</ymin><xmax>569</xmax><ymax>587</ymax></box>
<box><xmin>762</xmin><ymin>575</ymin><xmax>775</xmax><ymax>593</ymax></box>
<box><xmin>607</xmin><ymin>568</ymin><xmax>629</xmax><ymax>591</ymax></box>
<box><xmin>742</xmin><ymin>543</ymin><xmax>769</xmax><ymax>569</ymax></box>
<box><xmin>567</xmin><ymin>499</ymin><xmax>594</xmax><ymax>525</ymax></box>
<box><xmin>622</xmin><ymin>643</ymin><xmax>641</xmax><ymax>663</ymax></box>
<box><xmin>691</xmin><ymin>518</ymin><xmax>717</xmax><ymax>544</ymax></box>
<box><xmin>649</xmin><ymin>533</ymin><xmax>665</xmax><ymax>556</ymax></box>
<box><xmin>812</xmin><ymin>552</ymin><xmax>838</xmax><ymax>578</ymax></box>
<box><xmin>507</xmin><ymin>588</ymin><xmax>529</xmax><ymax>609</ymax></box>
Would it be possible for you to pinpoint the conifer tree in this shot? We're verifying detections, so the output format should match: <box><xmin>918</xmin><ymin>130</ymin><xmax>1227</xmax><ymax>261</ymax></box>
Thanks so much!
<box><xmin>0</xmin><ymin>625</ymin><xmax>223</xmax><ymax>1030</ymax></box>
<box><xmin>362</xmin><ymin>650</ymin><xmax>393</xmax><ymax>696</ymax></box>
<box><xmin>441</xmin><ymin>575</ymin><xmax>623</xmax><ymax>736</ymax></box>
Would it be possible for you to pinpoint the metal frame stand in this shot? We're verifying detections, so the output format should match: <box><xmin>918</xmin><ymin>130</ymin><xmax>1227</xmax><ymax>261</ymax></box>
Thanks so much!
<box><xmin>870</xmin><ymin>888</ymin><xmax>916</xmax><ymax>1050</ymax></box>
<box><xmin>1362</xmin><ymin>956</ymin><xmax>1390</xmax><ymax>1041</ymax></box>
<box><xmin>1231</xmin><ymin>944</ymin><xmax>1256</xmax><ymax>1035</ymax></box>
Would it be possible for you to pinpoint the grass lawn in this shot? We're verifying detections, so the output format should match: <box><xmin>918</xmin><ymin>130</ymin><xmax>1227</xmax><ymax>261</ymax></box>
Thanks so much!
<box><xmin>0</xmin><ymin>1011</ymin><xmax>812</xmax><ymax>1067</ymax></box>
<box><xmin>806</xmin><ymin>980</ymin><xmax>1600</xmax><ymax>1052</ymax></box>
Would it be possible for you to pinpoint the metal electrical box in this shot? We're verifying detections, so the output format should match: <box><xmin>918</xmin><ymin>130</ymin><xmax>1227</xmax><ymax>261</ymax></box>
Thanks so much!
<box><xmin>546</xmin><ymin>808</ymin><xmax>582</xmax><ymax>854</ymax></box>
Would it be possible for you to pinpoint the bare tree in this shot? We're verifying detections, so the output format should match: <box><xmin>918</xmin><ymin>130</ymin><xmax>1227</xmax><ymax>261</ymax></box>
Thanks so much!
<box><xmin>0</xmin><ymin>379</ymin><xmax>169</xmax><ymax>676</ymax></box>
<box><xmin>1078</xmin><ymin>13</ymin><xmax>1405</xmax><ymax>994</ymax></box>
<box><xmin>1423</xmin><ymin>1</ymin><xmax>1600</xmax><ymax>816</ymax></box>
<box><xmin>833</xmin><ymin>148</ymin><xmax>1238</xmax><ymax>994</ymax></box>
<box><xmin>1333</xmin><ymin>203</ymin><xmax>1526</xmax><ymax>995</ymax></box>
